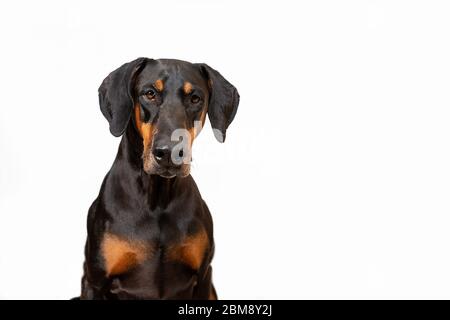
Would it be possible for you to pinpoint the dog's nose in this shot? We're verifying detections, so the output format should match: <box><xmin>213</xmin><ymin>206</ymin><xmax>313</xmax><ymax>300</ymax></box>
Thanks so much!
<box><xmin>153</xmin><ymin>142</ymin><xmax>188</xmax><ymax>167</ymax></box>
<box><xmin>153</xmin><ymin>146</ymin><xmax>171</xmax><ymax>165</ymax></box>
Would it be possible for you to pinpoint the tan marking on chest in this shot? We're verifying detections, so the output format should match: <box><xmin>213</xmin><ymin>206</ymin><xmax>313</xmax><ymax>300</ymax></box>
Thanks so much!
<box><xmin>101</xmin><ymin>233</ymin><xmax>151</xmax><ymax>276</ymax></box>
<box><xmin>168</xmin><ymin>229</ymin><xmax>209</xmax><ymax>270</ymax></box>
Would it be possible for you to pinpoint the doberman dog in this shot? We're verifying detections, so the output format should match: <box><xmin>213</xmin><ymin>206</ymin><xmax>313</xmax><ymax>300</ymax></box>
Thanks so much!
<box><xmin>78</xmin><ymin>58</ymin><xmax>239</xmax><ymax>299</ymax></box>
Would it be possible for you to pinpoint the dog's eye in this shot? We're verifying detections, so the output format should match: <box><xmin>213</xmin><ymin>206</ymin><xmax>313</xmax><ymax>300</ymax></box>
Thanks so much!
<box><xmin>190</xmin><ymin>95</ymin><xmax>201</xmax><ymax>104</ymax></box>
<box><xmin>145</xmin><ymin>89</ymin><xmax>156</xmax><ymax>100</ymax></box>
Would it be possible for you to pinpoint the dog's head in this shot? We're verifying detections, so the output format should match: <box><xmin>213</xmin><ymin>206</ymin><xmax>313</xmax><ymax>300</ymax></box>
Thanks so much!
<box><xmin>98</xmin><ymin>58</ymin><xmax>239</xmax><ymax>178</ymax></box>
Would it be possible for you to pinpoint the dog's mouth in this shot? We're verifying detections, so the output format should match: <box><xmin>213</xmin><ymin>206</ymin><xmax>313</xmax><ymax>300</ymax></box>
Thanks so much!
<box><xmin>142</xmin><ymin>142</ymin><xmax>192</xmax><ymax>178</ymax></box>
<box><xmin>144</xmin><ymin>160</ymin><xmax>191</xmax><ymax>179</ymax></box>
<box><xmin>159</xmin><ymin>171</ymin><xmax>176</xmax><ymax>179</ymax></box>
<box><xmin>159</xmin><ymin>167</ymin><xmax>183</xmax><ymax>179</ymax></box>
<box><xmin>153</xmin><ymin>165</ymin><xmax>190</xmax><ymax>178</ymax></box>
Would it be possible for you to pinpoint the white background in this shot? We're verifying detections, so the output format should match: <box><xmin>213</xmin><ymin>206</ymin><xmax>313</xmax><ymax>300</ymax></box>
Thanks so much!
<box><xmin>0</xmin><ymin>0</ymin><xmax>449</xmax><ymax>299</ymax></box>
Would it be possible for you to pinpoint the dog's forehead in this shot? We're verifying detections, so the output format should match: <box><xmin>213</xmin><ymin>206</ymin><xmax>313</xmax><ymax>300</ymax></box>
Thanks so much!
<box><xmin>137</xmin><ymin>59</ymin><xmax>205</xmax><ymax>88</ymax></box>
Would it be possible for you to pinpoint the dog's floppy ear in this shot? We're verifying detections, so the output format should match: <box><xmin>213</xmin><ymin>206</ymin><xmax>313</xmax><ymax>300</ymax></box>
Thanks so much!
<box><xmin>98</xmin><ymin>57</ymin><xmax>150</xmax><ymax>137</ymax></box>
<box><xmin>198</xmin><ymin>64</ymin><xmax>240</xmax><ymax>143</ymax></box>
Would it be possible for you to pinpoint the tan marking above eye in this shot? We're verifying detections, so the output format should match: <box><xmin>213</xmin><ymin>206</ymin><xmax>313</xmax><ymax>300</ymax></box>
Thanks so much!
<box><xmin>183</xmin><ymin>81</ymin><xmax>193</xmax><ymax>95</ymax></box>
<box><xmin>101</xmin><ymin>233</ymin><xmax>152</xmax><ymax>276</ymax></box>
<box><xmin>167</xmin><ymin>228</ymin><xmax>209</xmax><ymax>270</ymax></box>
<box><xmin>154</xmin><ymin>79</ymin><xmax>164</xmax><ymax>92</ymax></box>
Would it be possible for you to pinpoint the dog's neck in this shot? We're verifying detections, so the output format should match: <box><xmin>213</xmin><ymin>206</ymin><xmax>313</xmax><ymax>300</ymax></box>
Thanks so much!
<box><xmin>111</xmin><ymin>124</ymin><xmax>180</xmax><ymax>209</ymax></box>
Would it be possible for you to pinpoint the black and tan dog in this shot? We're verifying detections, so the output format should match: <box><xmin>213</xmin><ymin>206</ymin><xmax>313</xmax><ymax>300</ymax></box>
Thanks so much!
<box><xmin>78</xmin><ymin>58</ymin><xmax>239</xmax><ymax>299</ymax></box>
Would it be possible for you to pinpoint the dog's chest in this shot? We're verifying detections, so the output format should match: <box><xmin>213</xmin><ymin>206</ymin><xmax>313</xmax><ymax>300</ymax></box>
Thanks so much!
<box><xmin>101</xmin><ymin>221</ymin><xmax>209</xmax><ymax>278</ymax></box>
